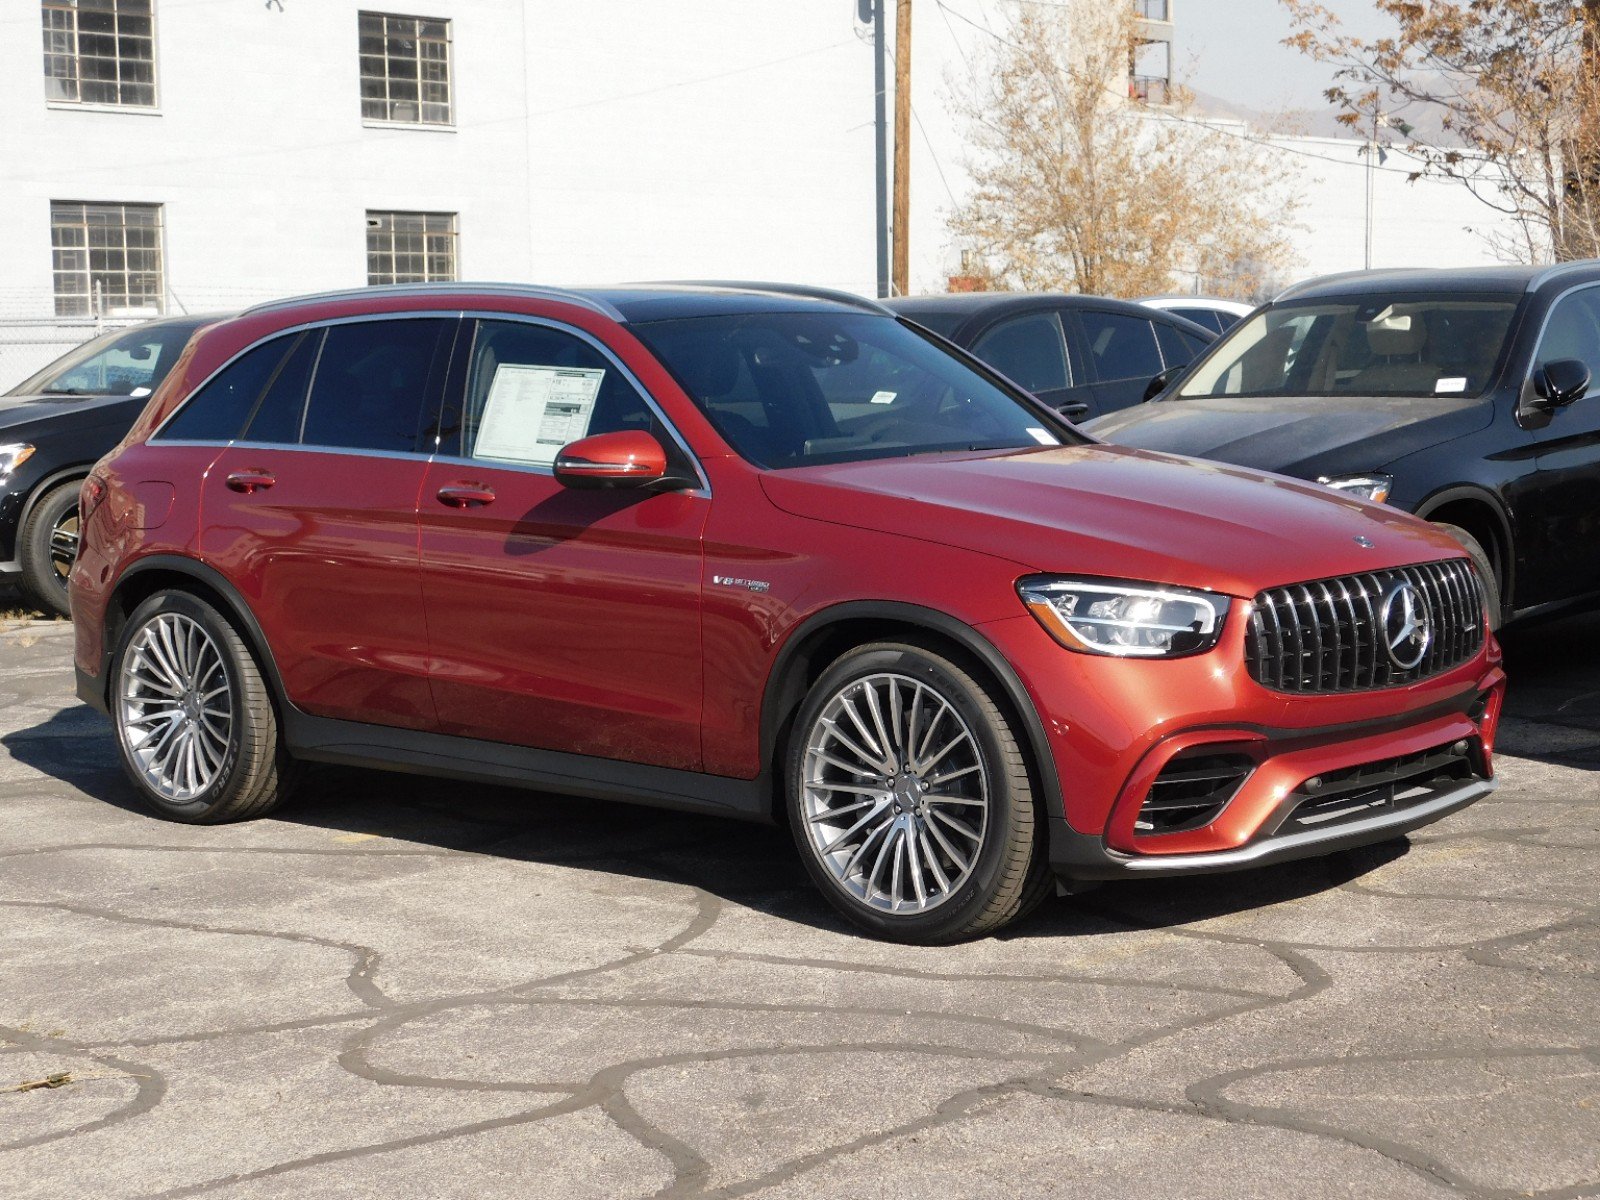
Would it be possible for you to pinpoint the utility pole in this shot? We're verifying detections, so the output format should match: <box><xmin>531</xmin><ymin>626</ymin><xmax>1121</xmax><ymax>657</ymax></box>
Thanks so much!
<box><xmin>1364</xmin><ymin>107</ymin><xmax>1377</xmax><ymax>271</ymax></box>
<box><xmin>892</xmin><ymin>0</ymin><xmax>912</xmax><ymax>297</ymax></box>
<box><xmin>867</xmin><ymin>0</ymin><xmax>889</xmax><ymax>299</ymax></box>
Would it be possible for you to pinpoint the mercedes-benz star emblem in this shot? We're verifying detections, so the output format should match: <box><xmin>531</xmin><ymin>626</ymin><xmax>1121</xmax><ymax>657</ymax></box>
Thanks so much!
<box><xmin>1379</xmin><ymin>580</ymin><xmax>1432</xmax><ymax>670</ymax></box>
<box><xmin>1353</xmin><ymin>535</ymin><xmax>1375</xmax><ymax>548</ymax></box>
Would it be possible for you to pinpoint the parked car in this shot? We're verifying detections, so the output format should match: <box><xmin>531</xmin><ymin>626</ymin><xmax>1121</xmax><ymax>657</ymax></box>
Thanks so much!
<box><xmin>886</xmin><ymin>293</ymin><xmax>1215</xmax><ymax>421</ymax></box>
<box><xmin>1140</xmin><ymin>295</ymin><xmax>1255</xmax><ymax>334</ymax></box>
<box><xmin>1090</xmin><ymin>263</ymin><xmax>1600</xmax><ymax>631</ymax></box>
<box><xmin>1</xmin><ymin>315</ymin><xmax>218</xmax><ymax>616</ymax></box>
<box><xmin>72</xmin><ymin>282</ymin><xmax>1502</xmax><ymax>943</ymax></box>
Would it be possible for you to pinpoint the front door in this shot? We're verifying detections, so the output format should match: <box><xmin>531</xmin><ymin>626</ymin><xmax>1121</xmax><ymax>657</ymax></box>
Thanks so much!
<box><xmin>199</xmin><ymin>316</ymin><xmax>454</xmax><ymax>730</ymax></box>
<box><xmin>417</xmin><ymin>317</ymin><xmax>708</xmax><ymax>770</ymax></box>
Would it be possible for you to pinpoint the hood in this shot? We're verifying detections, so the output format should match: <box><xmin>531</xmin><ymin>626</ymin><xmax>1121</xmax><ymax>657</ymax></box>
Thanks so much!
<box><xmin>0</xmin><ymin>391</ymin><xmax>144</xmax><ymax>433</ymax></box>
<box><xmin>1084</xmin><ymin>393</ymin><xmax>1491</xmax><ymax>479</ymax></box>
<box><xmin>760</xmin><ymin>444</ymin><xmax>1468</xmax><ymax>599</ymax></box>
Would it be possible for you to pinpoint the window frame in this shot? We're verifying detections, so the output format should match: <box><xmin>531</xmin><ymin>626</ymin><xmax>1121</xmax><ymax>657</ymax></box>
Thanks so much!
<box><xmin>358</xmin><ymin>10</ymin><xmax>453</xmax><ymax>127</ymax></box>
<box><xmin>50</xmin><ymin>199</ymin><xmax>166</xmax><ymax>318</ymax></box>
<box><xmin>366</xmin><ymin>210</ymin><xmax>459</xmax><ymax>286</ymax></box>
<box><xmin>1071</xmin><ymin>308</ymin><xmax>1165</xmax><ymax>385</ymax></box>
<box><xmin>970</xmin><ymin>310</ymin><xmax>1075</xmax><ymax>393</ymax></box>
<box><xmin>41</xmin><ymin>0</ymin><xmax>160</xmax><ymax>110</ymax></box>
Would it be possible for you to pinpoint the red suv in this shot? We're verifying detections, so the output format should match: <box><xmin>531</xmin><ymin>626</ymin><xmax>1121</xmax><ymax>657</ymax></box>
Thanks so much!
<box><xmin>71</xmin><ymin>284</ymin><xmax>1505</xmax><ymax>942</ymax></box>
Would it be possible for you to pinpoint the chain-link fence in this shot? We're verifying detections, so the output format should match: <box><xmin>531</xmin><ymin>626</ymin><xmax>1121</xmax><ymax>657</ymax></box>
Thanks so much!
<box><xmin>0</xmin><ymin>315</ymin><xmax>147</xmax><ymax>393</ymax></box>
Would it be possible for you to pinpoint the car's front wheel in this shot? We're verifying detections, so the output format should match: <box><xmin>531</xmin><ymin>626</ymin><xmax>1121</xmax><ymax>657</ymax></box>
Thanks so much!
<box><xmin>18</xmin><ymin>481</ymin><xmax>81</xmax><ymax>618</ymax></box>
<box><xmin>111</xmin><ymin>590</ymin><xmax>296</xmax><ymax>823</ymax></box>
<box><xmin>786</xmin><ymin>641</ymin><xmax>1050</xmax><ymax>943</ymax></box>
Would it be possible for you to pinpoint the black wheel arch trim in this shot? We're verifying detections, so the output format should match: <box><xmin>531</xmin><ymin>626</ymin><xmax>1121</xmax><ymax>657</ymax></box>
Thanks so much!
<box><xmin>17</xmin><ymin>465</ymin><xmax>94</xmax><ymax>534</ymax></box>
<box><xmin>759</xmin><ymin>600</ymin><xmax>1066</xmax><ymax>824</ymax></box>
<box><xmin>1412</xmin><ymin>483</ymin><xmax>1515</xmax><ymax>606</ymax></box>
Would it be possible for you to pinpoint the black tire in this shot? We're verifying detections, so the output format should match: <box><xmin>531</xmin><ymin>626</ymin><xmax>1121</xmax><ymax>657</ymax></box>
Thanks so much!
<box><xmin>1435</xmin><ymin>522</ymin><xmax>1503</xmax><ymax>632</ymax></box>
<box><xmin>785</xmin><ymin>640</ymin><xmax>1051</xmax><ymax>943</ymax></box>
<box><xmin>18</xmin><ymin>481</ymin><xmax>80</xmax><ymax>619</ymax></box>
<box><xmin>110</xmin><ymin>590</ymin><xmax>297</xmax><ymax>823</ymax></box>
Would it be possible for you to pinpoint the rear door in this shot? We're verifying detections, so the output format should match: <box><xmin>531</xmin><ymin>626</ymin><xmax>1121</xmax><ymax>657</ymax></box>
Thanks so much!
<box><xmin>1071</xmin><ymin>308</ymin><xmax>1168</xmax><ymax>415</ymax></box>
<box><xmin>416</xmin><ymin>316</ymin><xmax>708</xmax><ymax>769</ymax></box>
<box><xmin>199</xmin><ymin>316</ymin><xmax>454</xmax><ymax>730</ymax></box>
<box><xmin>969</xmin><ymin>310</ymin><xmax>1097</xmax><ymax>420</ymax></box>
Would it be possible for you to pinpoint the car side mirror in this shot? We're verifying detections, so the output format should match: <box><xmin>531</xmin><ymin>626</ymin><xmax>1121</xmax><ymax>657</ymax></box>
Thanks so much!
<box><xmin>553</xmin><ymin>429</ymin><xmax>674</xmax><ymax>490</ymax></box>
<box><xmin>1538</xmin><ymin>358</ymin><xmax>1591</xmax><ymax>407</ymax></box>
<box><xmin>1143</xmin><ymin>365</ymin><xmax>1185</xmax><ymax>402</ymax></box>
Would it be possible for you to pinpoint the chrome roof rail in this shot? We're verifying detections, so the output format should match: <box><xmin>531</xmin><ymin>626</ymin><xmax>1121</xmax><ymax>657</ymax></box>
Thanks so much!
<box><xmin>241</xmin><ymin>282</ymin><xmax>628</xmax><ymax>322</ymax></box>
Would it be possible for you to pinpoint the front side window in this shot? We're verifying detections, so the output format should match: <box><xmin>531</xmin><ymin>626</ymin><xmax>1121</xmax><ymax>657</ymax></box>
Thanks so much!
<box><xmin>359</xmin><ymin>12</ymin><xmax>451</xmax><ymax>125</ymax></box>
<box><xmin>1533</xmin><ymin>287</ymin><xmax>1600</xmax><ymax>393</ymax></box>
<box><xmin>446</xmin><ymin>320</ymin><xmax>657</xmax><ymax>466</ymax></box>
<box><xmin>51</xmin><ymin>200</ymin><xmax>163</xmax><ymax>317</ymax></box>
<box><xmin>41</xmin><ymin>0</ymin><xmax>156</xmax><ymax>107</ymax></box>
<box><xmin>366</xmin><ymin>211</ymin><xmax>457</xmax><ymax>285</ymax></box>
<box><xmin>8</xmin><ymin>319</ymin><xmax>195</xmax><ymax>398</ymax></box>
<box><xmin>1178</xmin><ymin>295</ymin><xmax>1522</xmax><ymax>400</ymax></box>
<box><xmin>1079</xmin><ymin>310</ymin><xmax>1164</xmax><ymax>384</ymax></box>
<box><xmin>972</xmin><ymin>312</ymin><xmax>1071</xmax><ymax>393</ymax></box>
<box><xmin>630</xmin><ymin>312</ymin><xmax>1080</xmax><ymax>470</ymax></box>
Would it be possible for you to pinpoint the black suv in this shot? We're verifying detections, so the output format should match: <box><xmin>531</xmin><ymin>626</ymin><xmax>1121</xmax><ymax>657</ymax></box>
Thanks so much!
<box><xmin>886</xmin><ymin>293</ymin><xmax>1214</xmax><ymax>422</ymax></box>
<box><xmin>1</xmin><ymin>315</ymin><xmax>214</xmax><ymax>615</ymax></box>
<box><xmin>1088</xmin><ymin>263</ymin><xmax>1600</xmax><ymax>629</ymax></box>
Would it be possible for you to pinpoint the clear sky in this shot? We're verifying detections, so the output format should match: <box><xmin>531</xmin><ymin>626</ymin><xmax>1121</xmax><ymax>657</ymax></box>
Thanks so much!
<box><xmin>1178</xmin><ymin>0</ymin><xmax>1394</xmax><ymax>114</ymax></box>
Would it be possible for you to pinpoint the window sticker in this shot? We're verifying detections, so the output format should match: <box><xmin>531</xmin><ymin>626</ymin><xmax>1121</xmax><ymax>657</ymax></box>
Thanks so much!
<box><xmin>870</xmin><ymin>390</ymin><xmax>898</xmax><ymax>404</ymax></box>
<box><xmin>473</xmin><ymin>364</ymin><xmax>605</xmax><ymax>466</ymax></box>
<box><xmin>1434</xmin><ymin>376</ymin><xmax>1468</xmax><ymax>394</ymax></box>
<box><xmin>1026</xmin><ymin>427</ymin><xmax>1060</xmax><ymax>445</ymax></box>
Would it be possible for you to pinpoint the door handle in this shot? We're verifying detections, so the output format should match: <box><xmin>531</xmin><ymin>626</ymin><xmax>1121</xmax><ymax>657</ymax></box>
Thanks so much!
<box><xmin>436</xmin><ymin>483</ymin><xmax>496</xmax><ymax>508</ymax></box>
<box><xmin>225</xmin><ymin>469</ymin><xmax>276</xmax><ymax>494</ymax></box>
<box><xmin>1059</xmin><ymin>403</ymin><xmax>1091</xmax><ymax>421</ymax></box>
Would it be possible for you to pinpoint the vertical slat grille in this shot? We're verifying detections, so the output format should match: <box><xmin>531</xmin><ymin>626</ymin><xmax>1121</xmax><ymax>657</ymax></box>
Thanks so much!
<box><xmin>1245</xmin><ymin>559</ymin><xmax>1484</xmax><ymax>693</ymax></box>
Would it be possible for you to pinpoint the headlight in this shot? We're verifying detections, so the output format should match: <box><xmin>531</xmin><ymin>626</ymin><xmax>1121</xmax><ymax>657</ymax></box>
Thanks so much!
<box><xmin>1018</xmin><ymin>576</ymin><xmax>1231</xmax><ymax>658</ymax></box>
<box><xmin>1318</xmin><ymin>474</ymin><xmax>1393</xmax><ymax>504</ymax></box>
<box><xmin>0</xmin><ymin>443</ymin><xmax>35</xmax><ymax>482</ymax></box>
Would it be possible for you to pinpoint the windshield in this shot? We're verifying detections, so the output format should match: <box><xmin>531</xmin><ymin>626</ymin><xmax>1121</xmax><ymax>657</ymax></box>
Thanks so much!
<box><xmin>7</xmin><ymin>320</ymin><xmax>201</xmax><ymax>398</ymax></box>
<box><xmin>629</xmin><ymin>311</ymin><xmax>1078</xmax><ymax>469</ymax></box>
<box><xmin>1176</xmin><ymin>295</ymin><xmax>1520</xmax><ymax>400</ymax></box>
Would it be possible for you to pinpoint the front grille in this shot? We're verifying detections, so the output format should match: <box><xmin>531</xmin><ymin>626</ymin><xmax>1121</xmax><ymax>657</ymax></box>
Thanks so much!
<box><xmin>1135</xmin><ymin>753</ymin><xmax>1255</xmax><ymax>835</ymax></box>
<box><xmin>1283</xmin><ymin>740</ymin><xmax>1483</xmax><ymax>832</ymax></box>
<box><xmin>1245</xmin><ymin>560</ymin><xmax>1484</xmax><ymax>694</ymax></box>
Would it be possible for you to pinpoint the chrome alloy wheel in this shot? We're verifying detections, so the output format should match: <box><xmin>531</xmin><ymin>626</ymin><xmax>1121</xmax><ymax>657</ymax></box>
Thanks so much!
<box><xmin>49</xmin><ymin>508</ymin><xmax>80</xmax><ymax>581</ymax></box>
<box><xmin>801</xmin><ymin>672</ymin><xmax>989</xmax><ymax>914</ymax></box>
<box><xmin>117</xmin><ymin>613</ymin><xmax>234</xmax><ymax>802</ymax></box>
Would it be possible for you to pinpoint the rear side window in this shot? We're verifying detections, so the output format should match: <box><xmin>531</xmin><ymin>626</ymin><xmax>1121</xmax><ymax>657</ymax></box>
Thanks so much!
<box><xmin>300</xmin><ymin>319</ymin><xmax>450</xmax><ymax>453</ymax></box>
<box><xmin>1154</xmin><ymin>321</ymin><xmax>1209</xmax><ymax>368</ymax></box>
<box><xmin>241</xmin><ymin>331</ymin><xmax>320</xmax><ymax>445</ymax></box>
<box><xmin>1079</xmin><ymin>310</ymin><xmax>1163</xmax><ymax>383</ymax></box>
<box><xmin>972</xmin><ymin>313</ymin><xmax>1070</xmax><ymax>393</ymax></box>
<box><xmin>157</xmin><ymin>335</ymin><xmax>298</xmax><ymax>442</ymax></box>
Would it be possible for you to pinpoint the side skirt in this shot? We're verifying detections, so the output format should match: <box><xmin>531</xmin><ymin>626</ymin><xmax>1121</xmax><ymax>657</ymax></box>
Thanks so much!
<box><xmin>283</xmin><ymin>711</ymin><xmax>770</xmax><ymax>823</ymax></box>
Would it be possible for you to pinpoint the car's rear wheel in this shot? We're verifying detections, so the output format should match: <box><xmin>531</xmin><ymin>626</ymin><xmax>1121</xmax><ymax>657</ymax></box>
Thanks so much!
<box><xmin>111</xmin><ymin>590</ymin><xmax>296</xmax><ymax>823</ymax></box>
<box><xmin>1435</xmin><ymin>522</ymin><xmax>1503</xmax><ymax>632</ymax></box>
<box><xmin>786</xmin><ymin>641</ymin><xmax>1050</xmax><ymax>943</ymax></box>
<box><xmin>18</xmin><ymin>481</ymin><xmax>81</xmax><ymax>619</ymax></box>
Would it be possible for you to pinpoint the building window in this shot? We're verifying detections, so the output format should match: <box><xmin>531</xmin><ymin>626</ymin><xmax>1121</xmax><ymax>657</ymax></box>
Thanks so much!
<box><xmin>51</xmin><ymin>201</ymin><xmax>164</xmax><ymax>317</ymax></box>
<box><xmin>41</xmin><ymin>0</ymin><xmax>157</xmax><ymax>107</ymax></box>
<box><xmin>366</xmin><ymin>211</ymin><xmax>458</xmax><ymax>285</ymax></box>
<box><xmin>359</xmin><ymin>12</ymin><xmax>451</xmax><ymax>125</ymax></box>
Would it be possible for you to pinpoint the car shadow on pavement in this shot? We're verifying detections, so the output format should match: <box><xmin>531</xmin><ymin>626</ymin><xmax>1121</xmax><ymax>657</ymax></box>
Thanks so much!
<box><xmin>5</xmin><ymin>704</ymin><xmax>1415</xmax><ymax>940</ymax></box>
<box><xmin>1495</xmin><ymin>609</ymin><xmax>1600</xmax><ymax>772</ymax></box>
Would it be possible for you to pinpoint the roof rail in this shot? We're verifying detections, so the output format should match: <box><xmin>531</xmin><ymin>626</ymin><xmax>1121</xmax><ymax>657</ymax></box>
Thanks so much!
<box><xmin>1526</xmin><ymin>259</ymin><xmax>1600</xmax><ymax>292</ymax></box>
<box><xmin>648</xmin><ymin>280</ymin><xmax>895</xmax><ymax>316</ymax></box>
<box><xmin>240</xmin><ymin>282</ymin><xmax>627</xmax><ymax>322</ymax></box>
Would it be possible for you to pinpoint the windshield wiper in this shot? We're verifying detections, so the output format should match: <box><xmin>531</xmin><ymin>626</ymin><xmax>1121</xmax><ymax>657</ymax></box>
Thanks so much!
<box><xmin>41</xmin><ymin>387</ymin><xmax>90</xmax><ymax>396</ymax></box>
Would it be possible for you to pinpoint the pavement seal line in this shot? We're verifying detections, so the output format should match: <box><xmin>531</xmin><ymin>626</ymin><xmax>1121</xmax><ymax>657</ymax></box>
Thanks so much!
<box><xmin>0</xmin><ymin>1022</ymin><xmax>167</xmax><ymax>1155</ymax></box>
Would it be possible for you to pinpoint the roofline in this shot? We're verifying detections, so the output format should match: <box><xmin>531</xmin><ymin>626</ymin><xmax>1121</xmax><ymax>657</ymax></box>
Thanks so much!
<box><xmin>1527</xmin><ymin>258</ymin><xmax>1600</xmax><ymax>292</ymax></box>
<box><xmin>240</xmin><ymin>283</ymin><xmax>629</xmax><ymax>322</ymax></box>
<box><xmin>647</xmin><ymin>280</ymin><xmax>896</xmax><ymax>317</ymax></box>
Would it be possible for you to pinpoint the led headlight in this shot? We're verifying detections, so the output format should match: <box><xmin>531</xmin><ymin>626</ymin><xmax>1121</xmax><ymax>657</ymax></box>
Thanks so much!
<box><xmin>0</xmin><ymin>443</ymin><xmax>35</xmax><ymax>483</ymax></box>
<box><xmin>1317</xmin><ymin>474</ymin><xmax>1393</xmax><ymax>504</ymax></box>
<box><xmin>1018</xmin><ymin>576</ymin><xmax>1230</xmax><ymax>658</ymax></box>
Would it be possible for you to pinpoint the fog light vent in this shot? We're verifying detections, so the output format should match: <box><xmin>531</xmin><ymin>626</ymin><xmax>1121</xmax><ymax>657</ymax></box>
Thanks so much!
<box><xmin>1135</xmin><ymin>753</ymin><xmax>1255</xmax><ymax>836</ymax></box>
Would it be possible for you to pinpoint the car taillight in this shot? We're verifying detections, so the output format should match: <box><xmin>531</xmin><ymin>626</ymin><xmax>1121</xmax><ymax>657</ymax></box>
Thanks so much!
<box><xmin>80</xmin><ymin>475</ymin><xmax>109</xmax><ymax>522</ymax></box>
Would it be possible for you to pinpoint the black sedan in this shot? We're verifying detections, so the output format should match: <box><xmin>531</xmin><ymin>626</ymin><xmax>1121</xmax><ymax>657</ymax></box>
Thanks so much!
<box><xmin>886</xmin><ymin>293</ymin><xmax>1215</xmax><ymax>422</ymax></box>
<box><xmin>1088</xmin><ymin>263</ymin><xmax>1600</xmax><ymax>629</ymax></box>
<box><xmin>1</xmin><ymin>314</ymin><xmax>217</xmax><ymax>616</ymax></box>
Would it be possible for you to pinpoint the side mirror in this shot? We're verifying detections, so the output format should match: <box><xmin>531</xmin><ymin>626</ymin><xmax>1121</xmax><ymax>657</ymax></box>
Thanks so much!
<box><xmin>1538</xmin><ymin>358</ymin><xmax>1591</xmax><ymax>407</ymax></box>
<box><xmin>1143</xmin><ymin>364</ymin><xmax>1185</xmax><ymax>402</ymax></box>
<box><xmin>553</xmin><ymin>429</ymin><xmax>671</xmax><ymax>489</ymax></box>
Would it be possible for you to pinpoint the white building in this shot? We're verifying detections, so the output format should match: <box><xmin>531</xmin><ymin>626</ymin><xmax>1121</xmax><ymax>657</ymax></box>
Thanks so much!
<box><xmin>0</xmin><ymin>1</ymin><xmax>880</xmax><ymax>385</ymax></box>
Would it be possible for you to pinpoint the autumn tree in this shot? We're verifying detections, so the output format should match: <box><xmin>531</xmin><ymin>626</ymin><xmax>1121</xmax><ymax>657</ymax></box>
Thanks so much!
<box><xmin>946</xmin><ymin>1</ymin><xmax>1300</xmax><ymax>299</ymax></box>
<box><xmin>1282</xmin><ymin>0</ymin><xmax>1600</xmax><ymax>261</ymax></box>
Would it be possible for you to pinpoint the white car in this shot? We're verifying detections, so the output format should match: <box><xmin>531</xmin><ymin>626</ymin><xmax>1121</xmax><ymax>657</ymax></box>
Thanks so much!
<box><xmin>1139</xmin><ymin>295</ymin><xmax>1254</xmax><ymax>335</ymax></box>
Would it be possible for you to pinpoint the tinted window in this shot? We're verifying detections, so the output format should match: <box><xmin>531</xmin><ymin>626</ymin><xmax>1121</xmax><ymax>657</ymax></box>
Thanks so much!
<box><xmin>1535</xmin><ymin>288</ymin><xmax>1600</xmax><ymax>390</ymax></box>
<box><xmin>9</xmin><ymin>320</ymin><xmax>200</xmax><ymax>399</ymax></box>
<box><xmin>1154</xmin><ymin>321</ymin><xmax>1208</xmax><ymax>369</ymax></box>
<box><xmin>241</xmin><ymin>331</ymin><xmax>319</xmax><ymax>445</ymax></box>
<box><xmin>300</xmin><ymin>319</ymin><xmax>448</xmax><ymax>453</ymax></box>
<box><xmin>158</xmin><ymin>335</ymin><xmax>296</xmax><ymax>442</ymax></box>
<box><xmin>972</xmin><ymin>313</ymin><xmax>1070</xmax><ymax>392</ymax></box>
<box><xmin>1179</xmin><ymin>297</ymin><xmax>1520</xmax><ymax>400</ymax></box>
<box><xmin>1079</xmin><ymin>311</ymin><xmax>1163</xmax><ymax>383</ymax></box>
<box><xmin>447</xmin><ymin>320</ymin><xmax>656</xmax><ymax>466</ymax></box>
<box><xmin>631</xmin><ymin>312</ymin><xmax>1080</xmax><ymax>469</ymax></box>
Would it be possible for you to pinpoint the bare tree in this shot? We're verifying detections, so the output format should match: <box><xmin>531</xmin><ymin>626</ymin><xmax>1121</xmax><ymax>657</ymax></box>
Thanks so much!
<box><xmin>946</xmin><ymin>1</ymin><xmax>1300</xmax><ymax>298</ymax></box>
<box><xmin>1281</xmin><ymin>0</ymin><xmax>1600</xmax><ymax>261</ymax></box>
